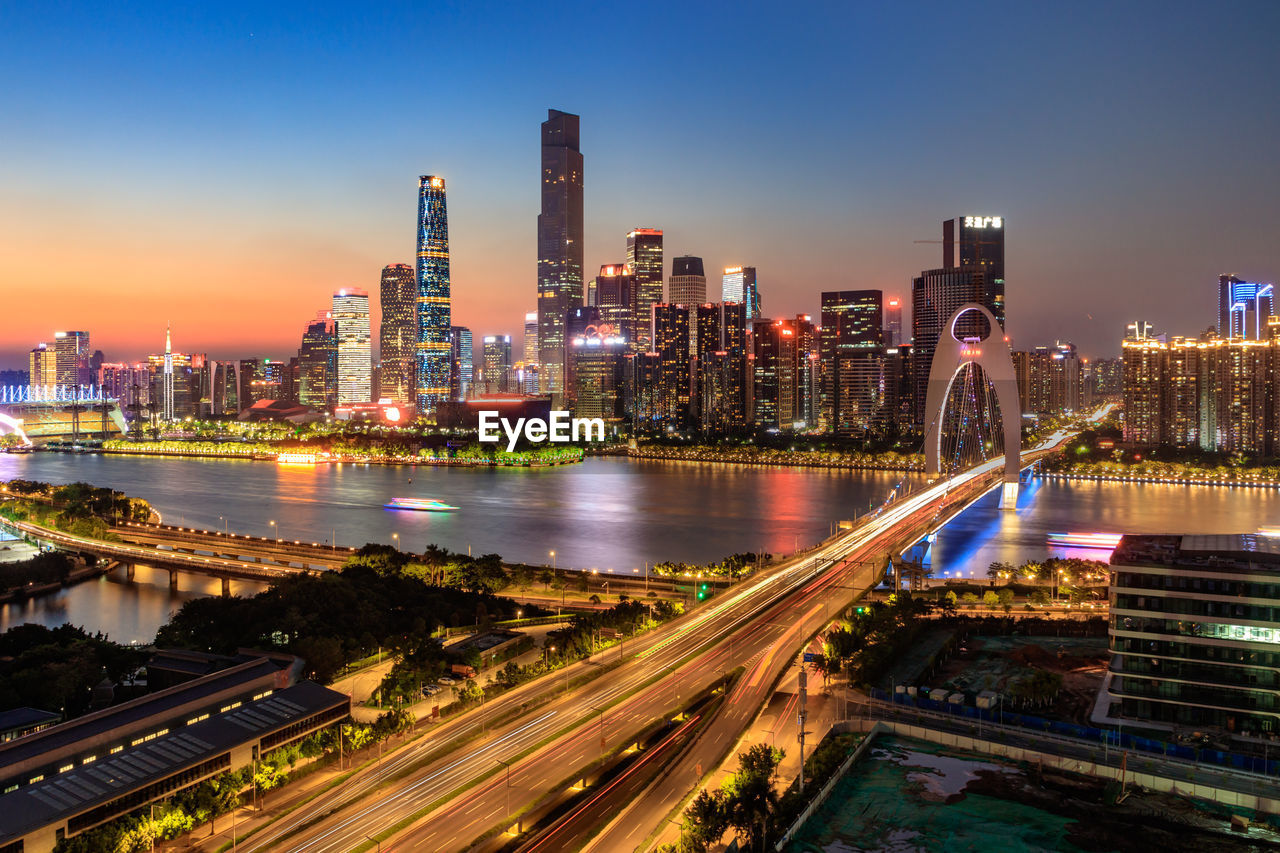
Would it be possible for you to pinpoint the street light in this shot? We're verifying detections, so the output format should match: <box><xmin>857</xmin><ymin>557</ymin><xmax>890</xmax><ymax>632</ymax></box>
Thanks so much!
<box><xmin>363</xmin><ymin>834</ymin><xmax>382</xmax><ymax>852</ymax></box>
<box><xmin>269</xmin><ymin>520</ymin><xmax>278</xmax><ymax>543</ymax></box>
<box><xmin>550</xmin><ymin>550</ymin><xmax>556</xmax><ymax>570</ymax></box>
<box><xmin>391</xmin><ymin>532</ymin><xmax>399</xmax><ymax>549</ymax></box>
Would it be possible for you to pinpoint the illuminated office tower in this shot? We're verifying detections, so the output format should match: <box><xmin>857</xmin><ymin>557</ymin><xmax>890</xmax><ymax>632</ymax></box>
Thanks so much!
<box><xmin>298</xmin><ymin>311</ymin><xmax>337</xmax><ymax>410</ymax></box>
<box><xmin>29</xmin><ymin>344</ymin><xmax>57</xmax><ymax>388</ymax></box>
<box><xmin>523</xmin><ymin>312</ymin><xmax>539</xmax><ymax>366</ymax></box>
<box><xmin>626</xmin><ymin>228</ymin><xmax>663</xmax><ymax>349</ymax></box>
<box><xmin>819</xmin><ymin>290</ymin><xmax>883</xmax><ymax>432</ymax></box>
<box><xmin>482</xmin><ymin>335</ymin><xmax>513</xmax><ymax>393</ymax></box>
<box><xmin>794</xmin><ymin>314</ymin><xmax>818</xmax><ymax>427</ymax></box>
<box><xmin>651</xmin><ymin>304</ymin><xmax>691</xmax><ymax>432</ymax></box>
<box><xmin>722</xmin><ymin>267</ymin><xmax>761</xmax><ymax>319</ymax></box>
<box><xmin>570</xmin><ymin>326</ymin><xmax>628</xmax><ymax>429</ymax></box>
<box><xmin>692</xmin><ymin>303</ymin><xmax>722</xmax><ymax>423</ymax></box>
<box><xmin>332</xmin><ymin>289</ymin><xmax>372</xmax><ymax>404</ymax></box>
<box><xmin>161</xmin><ymin>326</ymin><xmax>174</xmax><ymax>420</ymax></box>
<box><xmin>379</xmin><ymin>262</ymin><xmax>416</xmax><ymax>404</ymax></box>
<box><xmin>943</xmin><ymin>215</ymin><xmax>1006</xmax><ymax>319</ymax></box>
<box><xmin>53</xmin><ymin>331</ymin><xmax>91</xmax><ymax>387</ymax></box>
<box><xmin>591</xmin><ymin>264</ymin><xmax>639</xmax><ymax>353</ymax></box>
<box><xmin>415</xmin><ymin>175</ymin><xmax>452</xmax><ymax>414</ymax></box>
<box><xmin>537</xmin><ymin>109</ymin><xmax>584</xmax><ymax>396</ymax></box>
<box><xmin>721</xmin><ymin>302</ymin><xmax>750</xmax><ymax>434</ymax></box>
<box><xmin>885</xmin><ymin>297</ymin><xmax>903</xmax><ymax>347</ymax></box>
<box><xmin>450</xmin><ymin>326</ymin><xmax>473</xmax><ymax>399</ymax></box>
<box><xmin>1218</xmin><ymin>274</ymin><xmax>1274</xmax><ymax>340</ymax></box>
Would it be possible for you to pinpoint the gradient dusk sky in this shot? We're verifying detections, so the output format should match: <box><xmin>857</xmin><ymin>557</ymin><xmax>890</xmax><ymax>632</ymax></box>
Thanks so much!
<box><xmin>2</xmin><ymin>1</ymin><xmax>1278</xmax><ymax>369</ymax></box>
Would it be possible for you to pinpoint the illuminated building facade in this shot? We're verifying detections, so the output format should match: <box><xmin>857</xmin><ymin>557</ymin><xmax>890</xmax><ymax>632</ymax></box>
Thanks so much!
<box><xmin>722</xmin><ymin>266</ymin><xmax>761</xmax><ymax>319</ymax></box>
<box><xmin>1105</xmin><ymin>534</ymin><xmax>1280</xmax><ymax>737</ymax></box>
<box><xmin>834</xmin><ymin>352</ymin><xmax>887</xmax><ymax>437</ymax></box>
<box><xmin>1012</xmin><ymin>342</ymin><xmax>1081</xmax><ymax>415</ymax></box>
<box><xmin>626</xmin><ymin>228</ymin><xmax>663</xmax><ymax>349</ymax></box>
<box><xmin>1121</xmin><ymin>337</ymin><xmax>1279</xmax><ymax>454</ymax></box>
<box><xmin>523</xmin><ymin>311</ymin><xmax>539</xmax><ymax>367</ymax></box>
<box><xmin>651</xmin><ymin>303</ymin><xmax>691</xmax><ymax>432</ymax></box>
<box><xmin>1218</xmin><ymin>274</ymin><xmax>1275</xmax><ymax>341</ymax></box>
<box><xmin>819</xmin><ymin>290</ymin><xmax>883</xmax><ymax>432</ymax></box>
<box><xmin>332</xmin><ymin>289</ymin><xmax>372</xmax><ymax>404</ymax></box>
<box><xmin>482</xmin><ymin>335</ymin><xmax>513</xmax><ymax>393</ymax></box>
<box><xmin>53</xmin><ymin>331</ymin><xmax>92</xmax><ymax>387</ymax></box>
<box><xmin>943</xmin><ymin>215</ymin><xmax>1006</xmax><ymax>323</ymax></box>
<box><xmin>721</xmin><ymin>302</ymin><xmax>750</xmax><ymax>434</ymax></box>
<box><xmin>885</xmin><ymin>296</ymin><xmax>903</xmax><ymax>347</ymax></box>
<box><xmin>450</xmin><ymin>326</ymin><xmax>473</xmax><ymax>400</ymax></box>
<box><xmin>298</xmin><ymin>312</ymin><xmax>336</xmax><ymax>411</ymax></box>
<box><xmin>569</xmin><ymin>337</ymin><xmax>628</xmax><ymax>430</ymax></box>
<box><xmin>590</xmin><ymin>264</ymin><xmax>639</xmax><ymax>354</ymax></box>
<box><xmin>29</xmin><ymin>344</ymin><xmax>57</xmax><ymax>388</ymax></box>
<box><xmin>536</xmin><ymin>109</ymin><xmax>584</xmax><ymax>397</ymax></box>
<box><xmin>415</xmin><ymin>175</ymin><xmax>452</xmax><ymax>414</ymax></box>
<box><xmin>692</xmin><ymin>303</ymin><xmax>721</xmax><ymax>423</ymax></box>
<box><xmin>379</xmin><ymin>263</ymin><xmax>416</xmax><ymax>405</ymax></box>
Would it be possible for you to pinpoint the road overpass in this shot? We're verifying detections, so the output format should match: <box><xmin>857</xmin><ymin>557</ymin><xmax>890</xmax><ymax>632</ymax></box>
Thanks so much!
<box><xmin>225</xmin><ymin>429</ymin><xmax>1073</xmax><ymax>853</ymax></box>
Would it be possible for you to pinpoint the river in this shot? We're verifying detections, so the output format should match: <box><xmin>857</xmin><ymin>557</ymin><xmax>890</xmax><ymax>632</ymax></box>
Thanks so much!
<box><xmin>2</xmin><ymin>452</ymin><xmax>1277</xmax><ymax>643</ymax></box>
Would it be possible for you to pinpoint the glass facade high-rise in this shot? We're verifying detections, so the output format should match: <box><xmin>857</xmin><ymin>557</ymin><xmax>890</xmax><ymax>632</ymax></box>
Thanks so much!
<box><xmin>537</xmin><ymin>109</ymin><xmax>584</xmax><ymax>397</ymax></box>
<box><xmin>819</xmin><ymin>290</ymin><xmax>883</xmax><ymax>431</ymax></box>
<box><xmin>651</xmin><ymin>303</ymin><xmax>691</xmax><ymax>433</ymax></box>
<box><xmin>722</xmin><ymin>267</ymin><xmax>761</xmax><ymax>319</ymax></box>
<box><xmin>298</xmin><ymin>311</ymin><xmax>337</xmax><ymax>410</ymax></box>
<box><xmin>450</xmin><ymin>326</ymin><xmax>473</xmax><ymax>400</ymax></box>
<box><xmin>332</xmin><ymin>289</ymin><xmax>372</xmax><ymax>404</ymax></box>
<box><xmin>482</xmin><ymin>335</ymin><xmax>513</xmax><ymax>393</ymax></box>
<box><xmin>415</xmin><ymin>175</ymin><xmax>452</xmax><ymax>415</ymax></box>
<box><xmin>626</xmin><ymin>228</ymin><xmax>663</xmax><ymax>350</ymax></box>
<box><xmin>379</xmin><ymin>263</ymin><xmax>416</xmax><ymax>404</ymax></box>
<box><xmin>523</xmin><ymin>312</ymin><xmax>539</xmax><ymax>366</ymax></box>
<box><xmin>53</xmin><ymin>331</ymin><xmax>91</xmax><ymax>387</ymax></box>
<box><xmin>943</xmin><ymin>215</ymin><xmax>1006</xmax><ymax>326</ymax></box>
<box><xmin>589</xmin><ymin>264</ymin><xmax>639</xmax><ymax>354</ymax></box>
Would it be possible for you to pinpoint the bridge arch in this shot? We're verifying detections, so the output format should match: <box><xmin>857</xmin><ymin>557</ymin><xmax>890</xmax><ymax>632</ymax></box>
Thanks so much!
<box><xmin>923</xmin><ymin>303</ymin><xmax>1021</xmax><ymax>509</ymax></box>
<box><xmin>0</xmin><ymin>412</ymin><xmax>33</xmax><ymax>448</ymax></box>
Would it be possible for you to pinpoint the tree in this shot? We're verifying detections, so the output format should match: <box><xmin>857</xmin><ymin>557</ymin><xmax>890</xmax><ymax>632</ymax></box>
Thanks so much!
<box><xmin>723</xmin><ymin>744</ymin><xmax>783</xmax><ymax>851</ymax></box>
<box><xmin>961</xmin><ymin>592</ymin><xmax>979</xmax><ymax>608</ymax></box>
<box><xmin>456</xmin><ymin>677</ymin><xmax>483</xmax><ymax>705</ymax></box>
<box><xmin>680</xmin><ymin>788</ymin><xmax>728</xmax><ymax>852</ymax></box>
<box><xmin>981</xmin><ymin>590</ymin><xmax>1000</xmax><ymax>608</ymax></box>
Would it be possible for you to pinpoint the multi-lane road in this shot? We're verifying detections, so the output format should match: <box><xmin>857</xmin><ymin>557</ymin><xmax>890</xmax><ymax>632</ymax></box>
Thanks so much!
<box><xmin>233</xmin><ymin>429</ymin><xmax>1075</xmax><ymax>853</ymax></box>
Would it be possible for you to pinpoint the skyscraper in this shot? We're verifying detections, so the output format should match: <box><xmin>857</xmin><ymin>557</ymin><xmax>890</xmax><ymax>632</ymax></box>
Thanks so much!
<box><xmin>1218</xmin><ymin>274</ymin><xmax>1275</xmax><ymax>340</ymax></box>
<box><xmin>161</xmin><ymin>326</ymin><xmax>174</xmax><ymax>421</ymax></box>
<box><xmin>450</xmin><ymin>326</ymin><xmax>473</xmax><ymax>400</ymax></box>
<box><xmin>885</xmin><ymin>297</ymin><xmax>903</xmax><ymax>347</ymax></box>
<box><xmin>651</xmin><ymin>303</ymin><xmax>692</xmax><ymax>432</ymax></box>
<box><xmin>29</xmin><ymin>344</ymin><xmax>56</xmax><ymax>387</ymax></box>
<box><xmin>626</xmin><ymin>228</ymin><xmax>663</xmax><ymax>349</ymax></box>
<box><xmin>523</xmin><ymin>311</ymin><xmax>539</xmax><ymax>366</ymax></box>
<box><xmin>721</xmin><ymin>302</ymin><xmax>750</xmax><ymax>434</ymax></box>
<box><xmin>819</xmin><ymin>290</ymin><xmax>883</xmax><ymax>431</ymax></box>
<box><xmin>298</xmin><ymin>311</ymin><xmax>337</xmax><ymax>411</ymax></box>
<box><xmin>591</xmin><ymin>264</ymin><xmax>639</xmax><ymax>353</ymax></box>
<box><xmin>333</xmin><ymin>289</ymin><xmax>372</xmax><ymax>404</ymax></box>
<box><xmin>943</xmin><ymin>215</ymin><xmax>1006</xmax><ymax>325</ymax></box>
<box><xmin>379</xmin><ymin>263</ymin><xmax>416</xmax><ymax>404</ymax></box>
<box><xmin>537</xmin><ymin>109</ymin><xmax>584</xmax><ymax>397</ymax></box>
<box><xmin>53</xmin><ymin>331</ymin><xmax>91</xmax><ymax>387</ymax></box>
<box><xmin>669</xmin><ymin>256</ymin><xmax>707</xmax><ymax>308</ymax></box>
<box><xmin>415</xmin><ymin>175</ymin><xmax>452</xmax><ymax>415</ymax></box>
<box><xmin>722</xmin><ymin>267</ymin><xmax>761</xmax><ymax>319</ymax></box>
<box><xmin>482</xmin><ymin>335</ymin><xmax>513</xmax><ymax>393</ymax></box>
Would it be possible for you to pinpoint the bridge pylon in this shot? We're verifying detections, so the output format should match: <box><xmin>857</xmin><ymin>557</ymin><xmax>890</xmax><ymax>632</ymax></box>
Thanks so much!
<box><xmin>923</xmin><ymin>303</ymin><xmax>1022</xmax><ymax>510</ymax></box>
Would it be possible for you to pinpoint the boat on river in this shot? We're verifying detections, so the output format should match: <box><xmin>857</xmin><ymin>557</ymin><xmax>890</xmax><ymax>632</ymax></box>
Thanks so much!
<box><xmin>384</xmin><ymin>497</ymin><xmax>458</xmax><ymax>512</ymax></box>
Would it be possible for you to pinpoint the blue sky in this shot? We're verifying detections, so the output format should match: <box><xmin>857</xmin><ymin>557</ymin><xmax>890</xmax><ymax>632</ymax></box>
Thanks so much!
<box><xmin>2</xmin><ymin>0</ymin><xmax>1278</xmax><ymax>365</ymax></box>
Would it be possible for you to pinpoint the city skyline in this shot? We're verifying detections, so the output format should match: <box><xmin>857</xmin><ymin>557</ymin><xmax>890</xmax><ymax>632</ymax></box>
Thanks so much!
<box><xmin>3</xmin><ymin>3</ymin><xmax>1279</xmax><ymax>369</ymax></box>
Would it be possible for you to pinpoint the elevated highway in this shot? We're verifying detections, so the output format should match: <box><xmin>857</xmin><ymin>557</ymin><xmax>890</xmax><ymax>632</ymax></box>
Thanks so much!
<box><xmin>231</xmin><ymin>429</ymin><xmax>1074</xmax><ymax>853</ymax></box>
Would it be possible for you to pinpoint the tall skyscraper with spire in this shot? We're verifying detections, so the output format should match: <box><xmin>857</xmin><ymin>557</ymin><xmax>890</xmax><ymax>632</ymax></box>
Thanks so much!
<box><xmin>536</xmin><ymin>109</ymin><xmax>584</xmax><ymax>398</ymax></box>
<box><xmin>162</xmin><ymin>325</ymin><xmax>174</xmax><ymax>421</ymax></box>
<box><xmin>415</xmin><ymin>175</ymin><xmax>451</xmax><ymax>414</ymax></box>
